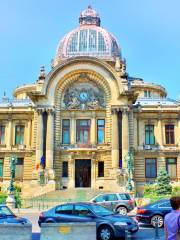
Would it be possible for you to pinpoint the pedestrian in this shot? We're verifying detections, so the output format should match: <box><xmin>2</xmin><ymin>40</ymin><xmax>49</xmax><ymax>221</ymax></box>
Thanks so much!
<box><xmin>164</xmin><ymin>196</ymin><xmax>180</xmax><ymax>240</ymax></box>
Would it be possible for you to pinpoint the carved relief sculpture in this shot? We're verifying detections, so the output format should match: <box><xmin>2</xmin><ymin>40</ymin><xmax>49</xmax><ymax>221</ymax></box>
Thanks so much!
<box><xmin>62</xmin><ymin>80</ymin><xmax>106</xmax><ymax>110</ymax></box>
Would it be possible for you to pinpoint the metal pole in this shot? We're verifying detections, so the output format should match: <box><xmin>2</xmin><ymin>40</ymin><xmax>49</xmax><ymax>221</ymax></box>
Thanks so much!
<box><xmin>155</xmin><ymin>220</ymin><xmax>160</xmax><ymax>239</ymax></box>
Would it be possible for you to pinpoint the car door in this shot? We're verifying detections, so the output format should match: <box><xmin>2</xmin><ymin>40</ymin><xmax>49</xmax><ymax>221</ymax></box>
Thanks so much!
<box><xmin>54</xmin><ymin>204</ymin><xmax>77</xmax><ymax>222</ymax></box>
<box><xmin>73</xmin><ymin>204</ymin><xmax>95</xmax><ymax>222</ymax></box>
<box><xmin>158</xmin><ymin>201</ymin><xmax>172</xmax><ymax>216</ymax></box>
<box><xmin>93</xmin><ymin>194</ymin><xmax>107</xmax><ymax>207</ymax></box>
<box><xmin>104</xmin><ymin>194</ymin><xmax>119</xmax><ymax>211</ymax></box>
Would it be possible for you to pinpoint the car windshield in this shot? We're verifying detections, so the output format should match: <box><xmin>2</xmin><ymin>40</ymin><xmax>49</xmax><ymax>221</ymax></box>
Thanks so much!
<box><xmin>91</xmin><ymin>205</ymin><xmax>114</xmax><ymax>216</ymax></box>
<box><xmin>0</xmin><ymin>206</ymin><xmax>14</xmax><ymax>216</ymax></box>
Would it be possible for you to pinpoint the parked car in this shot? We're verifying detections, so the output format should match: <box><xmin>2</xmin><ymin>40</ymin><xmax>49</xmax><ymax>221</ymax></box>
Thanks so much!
<box><xmin>0</xmin><ymin>204</ymin><xmax>29</xmax><ymax>224</ymax></box>
<box><xmin>90</xmin><ymin>193</ymin><xmax>135</xmax><ymax>215</ymax></box>
<box><xmin>136</xmin><ymin>199</ymin><xmax>171</xmax><ymax>228</ymax></box>
<box><xmin>38</xmin><ymin>202</ymin><xmax>139</xmax><ymax>240</ymax></box>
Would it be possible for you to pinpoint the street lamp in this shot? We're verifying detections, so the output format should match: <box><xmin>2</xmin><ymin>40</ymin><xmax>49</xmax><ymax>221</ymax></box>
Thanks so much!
<box><xmin>126</xmin><ymin>150</ymin><xmax>134</xmax><ymax>192</ymax></box>
<box><xmin>6</xmin><ymin>155</ymin><xmax>17</xmax><ymax>208</ymax></box>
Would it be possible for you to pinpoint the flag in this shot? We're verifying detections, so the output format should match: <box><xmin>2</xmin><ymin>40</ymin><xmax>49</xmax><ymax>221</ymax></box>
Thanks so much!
<box><xmin>36</xmin><ymin>159</ymin><xmax>40</xmax><ymax>170</ymax></box>
<box><xmin>40</xmin><ymin>155</ymin><xmax>45</xmax><ymax>167</ymax></box>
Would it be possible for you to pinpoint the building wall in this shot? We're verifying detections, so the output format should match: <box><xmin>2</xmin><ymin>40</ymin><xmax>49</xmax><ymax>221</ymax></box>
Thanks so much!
<box><xmin>0</xmin><ymin>58</ymin><xmax>180</xmax><ymax>195</ymax></box>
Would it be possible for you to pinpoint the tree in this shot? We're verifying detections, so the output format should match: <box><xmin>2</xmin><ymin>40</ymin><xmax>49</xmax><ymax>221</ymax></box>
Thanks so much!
<box><xmin>156</xmin><ymin>169</ymin><xmax>172</xmax><ymax>195</ymax></box>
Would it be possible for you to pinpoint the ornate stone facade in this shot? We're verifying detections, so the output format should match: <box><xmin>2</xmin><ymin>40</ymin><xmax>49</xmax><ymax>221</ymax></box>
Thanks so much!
<box><xmin>0</xmin><ymin>6</ymin><xmax>179</xmax><ymax>195</ymax></box>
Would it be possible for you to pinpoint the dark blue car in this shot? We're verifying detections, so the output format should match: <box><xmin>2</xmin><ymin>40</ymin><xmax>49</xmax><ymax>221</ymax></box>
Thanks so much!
<box><xmin>38</xmin><ymin>202</ymin><xmax>139</xmax><ymax>240</ymax></box>
<box><xmin>0</xmin><ymin>204</ymin><xmax>29</xmax><ymax>224</ymax></box>
<box><xmin>136</xmin><ymin>199</ymin><xmax>172</xmax><ymax>228</ymax></box>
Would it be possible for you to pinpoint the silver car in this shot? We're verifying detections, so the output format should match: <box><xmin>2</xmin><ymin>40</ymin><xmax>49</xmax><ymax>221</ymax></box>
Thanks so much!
<box><xmin>91</xmin><ymin>193</ymin><xmax>135</xmax><ymax>215</ymax></box>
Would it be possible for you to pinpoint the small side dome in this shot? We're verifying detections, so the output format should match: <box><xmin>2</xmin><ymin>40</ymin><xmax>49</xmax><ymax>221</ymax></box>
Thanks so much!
<box><xmin>53</xmin><ymin>6</ymin><xmax>121</xmax><ymax>66</ymax></box>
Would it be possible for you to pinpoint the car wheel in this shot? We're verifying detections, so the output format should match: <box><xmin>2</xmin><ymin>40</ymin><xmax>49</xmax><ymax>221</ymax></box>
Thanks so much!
<box><xmin>151</xmin><ymin>215</ymin><xmax>164</xmax><ymax>228</ymax></box>
<box><xmin>97</xmin><ymin>225</ymin><xmax>114</xmax><ymax>240</ymax></box>
<box><xmin>116</xmin><ymin>206</ymin><xmax>128</xmax><ymax>215</ymax></box>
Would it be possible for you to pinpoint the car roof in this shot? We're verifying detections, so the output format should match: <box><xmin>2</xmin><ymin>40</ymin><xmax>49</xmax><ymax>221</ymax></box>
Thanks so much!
<box><xmin>55</xmin><ymin>202</ymin><xmax>98</xmax><ymax>207</ymax></box>
<box><xmin>94</xmin><ymin>192</ymin><xmax>129</xmax><ymax>196</ymax></box>
<box><xmin>140</xmin><ymin>199</ymin><xmax>170</xmax><ymax>208</ymax></box>
<box><xmin>92</xmin><ymin>192</ymin><xmax>130</xmax><ymax>198</ymax></box>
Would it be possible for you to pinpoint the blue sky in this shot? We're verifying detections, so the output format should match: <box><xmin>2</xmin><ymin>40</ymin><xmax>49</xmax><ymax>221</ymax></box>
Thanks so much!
<box><xmin>0</xmin><ymin>0</ymin><xmax>180</xmax><ymax>99</ymax></box>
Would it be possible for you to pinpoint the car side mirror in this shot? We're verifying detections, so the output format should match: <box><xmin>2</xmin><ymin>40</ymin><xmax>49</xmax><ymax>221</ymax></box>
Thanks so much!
<box><xmin>92</xmin><ymin>200</ymin><xmax>96</xmax><ymax>203</ymax></box>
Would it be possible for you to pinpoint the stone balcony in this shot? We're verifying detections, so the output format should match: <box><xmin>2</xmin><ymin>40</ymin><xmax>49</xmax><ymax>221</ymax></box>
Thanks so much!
<box><xmin>59</xmin><ymin>142</ymin><xmax>111</xmax><ymax>151</ymax></box>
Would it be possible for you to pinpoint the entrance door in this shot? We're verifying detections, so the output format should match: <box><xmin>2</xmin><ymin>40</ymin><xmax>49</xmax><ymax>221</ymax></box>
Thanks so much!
<box><xmin>75</xmin><ymin>160</ymin><xmax>91</xmax><ymax>188</ymax></box>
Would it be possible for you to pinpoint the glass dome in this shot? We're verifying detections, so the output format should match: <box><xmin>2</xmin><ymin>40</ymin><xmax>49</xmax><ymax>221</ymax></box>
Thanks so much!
<box><xmin>53</xmin><ymin>6</ymin><xmax>121</xmax><ymax>66</ymax></box>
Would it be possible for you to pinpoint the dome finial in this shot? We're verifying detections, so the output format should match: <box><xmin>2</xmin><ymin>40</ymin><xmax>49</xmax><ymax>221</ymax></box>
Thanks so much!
<box><xmin>79</xmin><ymin>5</ymin><xmax>100</xmax><ymax>26</ymax></box>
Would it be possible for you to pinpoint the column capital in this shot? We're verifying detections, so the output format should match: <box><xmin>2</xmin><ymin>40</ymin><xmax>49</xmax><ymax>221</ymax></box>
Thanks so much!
<box><xmin>121</xmin><ymin>107</ymin><xmax>130</xmax><ymax>115</ymax></box>
<box><xmin>36</xmin><ymin>108</ymin><xmax>45</xmax><ymax>115</ymax></box>
<box><xmin>111</xmin><ymin>108</ymin><xmax>119</xmax><ymax>114</ymax></box>
<box><xmin>46</xmin><ymin>108</ymin><xmax>55</xmax><ymax>116</ymax></box>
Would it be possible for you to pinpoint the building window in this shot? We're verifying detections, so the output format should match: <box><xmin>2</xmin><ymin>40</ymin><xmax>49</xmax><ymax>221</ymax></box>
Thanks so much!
<box><xmin>98</xmin><ymin>162</ymin><xmax>104</xmax><ymax>177</ymax></box>
<box><xmin>97</xmin><ymin>119</ymin><xmax>105</xmax><ymax>144</ymax></box>
<box><xmin>166</xmin><ymin>158</ymin><xmax>177</xmax><ymax>178</ymax></box>
<box><xmin>62</xmin><ymin>120</ymin><xmax>70</xmax><ymax>144</ymax></box>
<box><xmin>165</xmin><ymin>124</ymin><xmax>175</xmax><ymax>144</ymax></box>
<box><xmin>62</xmin><ymin>162</ymin><xmax>68</xmax><ymax>177</ymax></box>
<box><xmin>0</xmin><ymin>159</ymin><xmax>4</xmax><ymax>177</ymax></box>
<box><xmin>15</xmin><ymin>158</ymin><xmax>24</xmax><ymax>179</ymax></box>
<box><xmin>145</xmin><ymin>125</ymin><xmax>155</xmax><ymax>145</ymax></box>
<box><xmin>76</xmin><ymin>120</ymin><xmax>91</xmax><ymax>144</ymax></box>
<box><xmin>15</xmin><ymin>125</ymin><xmax>24</xmax><ymax>145</ymax></box>
<box><xmin>145</xmin><ymin>159</ymin><xmax>157</xmax><ymax>178</ymax></box>
<box><xmin>144</xmin><ymin>90</ymin><xmax>152</xmax><ymax>98</ymax></box>
<box><xmin>0</xmin><ymin>126</ymin><xmax>5</xmax><ymax>145</ymax></box>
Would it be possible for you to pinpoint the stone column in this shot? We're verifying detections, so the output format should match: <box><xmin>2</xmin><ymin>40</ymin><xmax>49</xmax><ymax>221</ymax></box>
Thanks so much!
<box><xmin>91</xmin><ymin>154</ymin><xmax>96</xmax><ymax>188</ymax></box>
<box><xmin>36</xmin><ymin>109</ymin><xmax>44</xmax><ymax>168</ymax></box>
<box><xmin>111</xmin><ymin>109</ymin><xmax>119</xmax><ymax>168</ymax></box>
<box><xmin>91</xmin><ymin>113</ymin><xmax>96</xmax><ymax>145</ymax></box>
<box><xmin>133</xmin><ymin>116</ymin><xmax>138</xmax><ymax>150</ymax></box>
<box><xmin>70</xmin><ymin>114</ymin><xmax>76</xmax><ymax>145</ymax></box>
<box><xmin>177</xmin><ymin>154</ymin><xmax>180</xmax><ymax>180</ymax></box>
<box><xmin>26</xmin><ymin>119</ymin><xmax>32</xmax><ymax>149</ymax></box>
<box><xmin>157</xmin><ymin>116</ymin><xmax>163</xmax><ymax>147</ymax></box>
<box><xmin>7</xmin><ymin>117</ymin><xmax>12</xmax><ymax>149</ymax></box>
<box><xmin>177</xmin><ymin>116</ymin><xmax>180</xmax><ymax>148</ymax></box>
<box><xmin>46</xmin><ymin>109</ymin><xmax>55</xmax><ymax>170</ymax></box>
<box><xmin>68</xmin><ymin>155</ymin><xmax>75</xmax><ymax>188</ymax></box>
<box><xmin>122</xmin><ymin>109</ymin><xmax>129</xmax><ymax>168</ymax></box>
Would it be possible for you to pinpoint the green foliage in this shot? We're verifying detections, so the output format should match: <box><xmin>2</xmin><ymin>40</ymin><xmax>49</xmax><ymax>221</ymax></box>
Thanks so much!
<box><xmin>0</xmin><ymin>192</ymin><xmax>7</xmax><ymax>204</ymax></box>
<box><xmin>144</xmin><ymin>184</ymin><xmax>156</xmax><ymax>195</ymax></box>
<box><xmin>156</xmin><ymin>169</ymin><xmax>172</xmax><ymax>195</ymax></box>
<box><xmin>172</xmin><ymin>186</ymin><xmax>180</xmax><ymax>196</ymax></box>
<box><xmin>14</xmin><ymin>185</ymin><xmax>22</xmax><ymax>208</ymax></box>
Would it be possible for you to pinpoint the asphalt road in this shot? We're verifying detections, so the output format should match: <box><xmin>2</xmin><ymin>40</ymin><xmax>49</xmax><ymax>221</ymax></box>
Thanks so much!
<box><xmin>20</xmin><ymin>213</ymin><xmax>164</xmax><ymax>240</ymax></box>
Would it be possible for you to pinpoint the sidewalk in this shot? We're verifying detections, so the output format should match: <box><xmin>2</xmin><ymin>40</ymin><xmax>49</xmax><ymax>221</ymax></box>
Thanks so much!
<box><xmin>13</xmin><ymin>208</ymin><xmax>41</xmax><ymax>214</ymax></box>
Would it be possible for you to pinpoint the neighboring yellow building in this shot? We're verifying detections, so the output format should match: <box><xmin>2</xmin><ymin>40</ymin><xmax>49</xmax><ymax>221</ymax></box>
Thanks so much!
<box><xmin>0</xmin><ymin>6</ymin><xmax>179</xmax><ymax>195</ymax></box>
